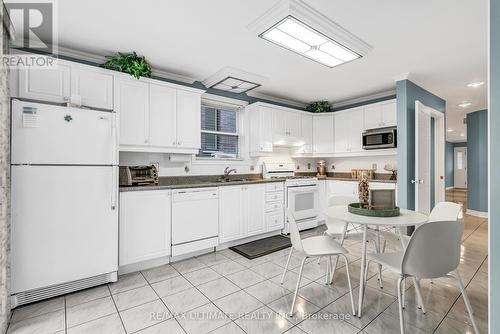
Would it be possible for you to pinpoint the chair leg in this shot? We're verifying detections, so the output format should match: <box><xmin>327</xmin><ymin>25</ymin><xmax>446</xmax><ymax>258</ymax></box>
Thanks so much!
<box><xmin>373</xmin><ymin>236</ymin><xmax>384</xmax><ymax>289</ymax></box>
<box><xmin>280</xmin><ymin>248</ymin><xmax>293</xmax><ymax>284</ymax></box>
<box><xmin>454</xmin><ymin>270</ymin><xmax>480</xmax><ymax>334</ymax></box>
<box><xmin>413</xmin><ymin>278</ymin><xmax>426</xmax><ymax>314</ymax></box>
<box><xmin>402</xmin><ymin>278</ymin><xmax>406</xmax><ymax>309</ymax></box>
<box><xmin>329</xmin><ymin>230</ymin><xmax>347</xmax><ymax>284</ymax></box>
<box><xmin>397</xmin><ymin>275</ymin><xmax>405</xmax><ymax>334</ymax></box>
<box><xmin>341</xmin><ymin>254</ymin><xmax>356</xmax><ymax>316</ymax></box>
<box><xmin>289</xmin><ymin>257</ymin><xmax>307</xmax><ymax>317</ymax></box>
<box><xmin>325</xmin><ymin>256</ymin><xmax>331</xmax><ymax>284</ymax></box>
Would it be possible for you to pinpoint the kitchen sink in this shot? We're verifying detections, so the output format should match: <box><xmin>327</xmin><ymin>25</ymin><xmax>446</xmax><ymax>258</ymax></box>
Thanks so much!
<box><xmin>216</xmin><ymin>178</ymin><xmax>248</xmax><ymax>183</ymax></box>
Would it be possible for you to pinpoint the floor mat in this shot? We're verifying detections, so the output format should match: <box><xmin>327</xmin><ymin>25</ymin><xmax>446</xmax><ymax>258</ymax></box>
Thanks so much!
<box><xmin>229</xmin><ymin>235</ymin><xmax>291</xmax><ymax>259</ymax></box>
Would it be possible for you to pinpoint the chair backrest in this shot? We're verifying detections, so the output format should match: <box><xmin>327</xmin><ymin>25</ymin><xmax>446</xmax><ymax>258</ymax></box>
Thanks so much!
<box><xmin>428</xmin><ymin>201</ymin><xmax>462</xmax><ymax>222</ymax></box>
<box><xmin>402</xmin><ymin>220</ymin><xmax>464</xmax><ymax>279</ymax></box>
<box><xmin>326</xmin><ymin>196</ymin><xmax>357</xmax><ymax>234</ymax></box>
<box><xmin>287</xmin><ymin>209</ymin><xmax>303</xmax><ymax>252</ymax></box>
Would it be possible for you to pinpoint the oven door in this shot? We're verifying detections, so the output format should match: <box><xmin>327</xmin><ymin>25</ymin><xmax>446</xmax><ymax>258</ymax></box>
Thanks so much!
<box><xmin>287</xmin><ymin>185</ymin><xmax>319</xmax><ymax>221</ymax></box>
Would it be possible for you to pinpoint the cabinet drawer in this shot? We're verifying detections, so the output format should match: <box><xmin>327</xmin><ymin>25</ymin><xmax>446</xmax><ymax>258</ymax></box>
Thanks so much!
<box><xmin>265</xmin><ymin>182</ymin><xmax>284</xmax><ymax>192</ymax></box>
<box><xmin>265</xmin><ymin>201</ymin><xmax>283</xmax><ymax>212</ymax></box>
<box><xmin>265</xmin><ymin>192</ymin><xmax>283</xmax><ymax>202</ymax></box>
<box><xmin>266</xmin><ymin>212</ymin><xmax>284</xmax><ymax>230</ymax></box>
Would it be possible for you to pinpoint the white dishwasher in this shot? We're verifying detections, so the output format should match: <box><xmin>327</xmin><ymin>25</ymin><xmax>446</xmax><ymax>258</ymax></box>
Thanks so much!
<box><xmin>171</xmin><ymin>187</ymin><xmax>219</xmax><ymax>256</ymax></box>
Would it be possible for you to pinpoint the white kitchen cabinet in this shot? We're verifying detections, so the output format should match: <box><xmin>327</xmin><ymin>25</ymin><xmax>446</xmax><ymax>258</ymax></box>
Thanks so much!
<box><xmin>313</xmin><ymin>114</ymin><xmax>334</xmax><ymax>154</ymax></box>
<box><xmin>176</xmin><ymin>89</ymin><xmax>201</xmax><ymax>149</ymax></box>
<box><xmin>334</xmin><ymin>109</ymin><xmax>364</xmax><ymax>153</ymax></box>
<box><xmin>70</xmin><ymin>65</ymin><xmax>114</xmax><ymax>110</ymax></box>
<box><xmin>245</xmin><ymin>184</ymin><xmax>266</xmax><ymax>236</ymax></box>
<box><xmin>363</xmin><ymin>100</ymin><xmax>397</xmax><ymax>130</ymax></box>
<box><xmin>149</xmin><ymin>83</ymin><xmax>177</xmax><ymax>148</ymax></box>
<box><xmin>119</xmin><ymin>190</ymin><xmax>171</xmax><ymax>266</ymax></box>
<box><xmin>273</xmin><ymin>109</ymin><xmax>301</xmax><ymax>137</ymax></box>
<box><xmin>286</xmin><ymin>111</ymin><xmax>302</xmax><ymax>137</ymax></box>
<box><xmin>327</xmin><ymin>180</ymin><xmax>358</xmax><ymax>198</ymax></box>
<box><xmin>18</xmin><ymin>63</ymin><xmax>71</xmax><ymax>103</ymax></box>
<box><xmin>297</xmin><ymin>113</ymin><xmax>313</xmax><ymax>154</ymax></box>
<box><xmin>248</xmin><ymin>105</ymin><xmax>273</xmax><ymax>156</ymax></box>
<box><xmin>219</xmin><ymin>186</ymin><xmax>245</xmax><ymax>243</ymax></box>
<box><xmin>272</xmin><ymin>109</ymin><xmax>288</xmax><ymax>137</ymax></box>
<box><xmin>116</xmin><ymin>77</ymin><xmax>149</xmax><ymax>147</ymax></box>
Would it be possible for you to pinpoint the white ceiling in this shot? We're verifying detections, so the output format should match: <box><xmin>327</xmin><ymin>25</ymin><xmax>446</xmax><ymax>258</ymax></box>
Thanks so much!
<box><xmin>51</xmin><ymin>0</ymin><xmax>487</xmax><ymax>140</ymax></box>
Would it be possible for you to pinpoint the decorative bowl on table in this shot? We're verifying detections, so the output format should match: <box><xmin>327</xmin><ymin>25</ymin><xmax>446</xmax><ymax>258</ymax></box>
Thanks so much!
<box><xmin>348</xmin><ymin>203</ymin><xmax>401</xmax><ymax>217</ymax></box>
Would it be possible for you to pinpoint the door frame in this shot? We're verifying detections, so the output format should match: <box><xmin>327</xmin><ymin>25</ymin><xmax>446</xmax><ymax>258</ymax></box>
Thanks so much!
<box><xmin>415</xmin><ymin>101</ymin><xmax>446</xmax><ymax>211</ymax></box>
<box><xmin>453</xmin><ymin>146</ymin><xmax>468</xmax><ymax>188</ymax></box>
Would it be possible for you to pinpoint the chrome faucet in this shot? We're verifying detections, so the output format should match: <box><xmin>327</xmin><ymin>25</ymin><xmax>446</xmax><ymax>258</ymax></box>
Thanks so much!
<box><xmin>223</xmin><ymin>167</ymin><xmax>237</xmax><ymax>179</ymax></box>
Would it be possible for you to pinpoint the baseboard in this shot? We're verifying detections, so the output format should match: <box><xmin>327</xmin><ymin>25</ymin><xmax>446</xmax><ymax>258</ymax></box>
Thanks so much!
<box><xmin>119</xmin><ymin>256</ymin><xmax>170</xmax><ymax>275</ymax></box>
<box><xmin>466</xmin><ymin>209</ymin><xmax>488</xmax><ymax>218</ymax></box>
<box><xmin>446</xmin><ymin>186</ymin><xmax>454</xmax><ymax>190</ymax></box>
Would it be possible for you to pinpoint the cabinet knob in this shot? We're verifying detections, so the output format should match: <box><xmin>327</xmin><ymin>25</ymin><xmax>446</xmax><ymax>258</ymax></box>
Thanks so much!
<box><xmin>172</xmin><ymin>141</ymin><xmax>176</xmax><ymax>145</ymax></box>
<box><xmin>144</xmin><ymin>139</ymin><xmax>148</xmax><ymax>143</ymax></box>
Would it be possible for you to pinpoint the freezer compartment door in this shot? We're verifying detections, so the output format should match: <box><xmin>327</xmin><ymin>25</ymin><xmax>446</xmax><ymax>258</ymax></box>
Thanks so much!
<box><xmin>11</xmin><ymin>100</ymin><xmax>117</xmax><ymax>165</ymax></box>
<box><xmin>11</xmin><ymin>166</ymin><xmax>118</xmax><ymax>293</ymax></box>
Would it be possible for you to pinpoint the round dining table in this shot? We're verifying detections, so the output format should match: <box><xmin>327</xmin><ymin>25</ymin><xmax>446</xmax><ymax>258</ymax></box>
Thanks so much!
<box><xmin>325</xmin><ymin>205</ymin><xmax>429</xmax><ymax>317</ymax></box>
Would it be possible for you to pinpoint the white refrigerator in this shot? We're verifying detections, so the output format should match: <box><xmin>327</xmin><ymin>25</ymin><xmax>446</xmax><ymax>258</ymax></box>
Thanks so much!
<box><xmin>10</xmin><ymin>100</ymin><xmax>118</xmax><ymax>307</ymax></box>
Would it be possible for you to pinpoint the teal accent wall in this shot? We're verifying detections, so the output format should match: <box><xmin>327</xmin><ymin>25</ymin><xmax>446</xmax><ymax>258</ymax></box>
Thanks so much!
<box><xmin>491</xmin><ymin>0</ymin><xmax>499</xmax><ymax>330</ymax></box>
<box><xmin>466</xmin><ymin>110</ymin><xmax>488</xmax><ymax>212</ymax></box>
<box><xmin>445</xmin><ymin>141</ymin><xmax>455</xmax><ymax>188</ymax></box>
<box><xmin>396</xmin><ymin>80</ymin><xmax>446</xmax><ymax>210</ymax></box>
<box><xmin>454</xmin><ymin>142</ymin><xmax>467</xmax><ymax>148</ymax></box>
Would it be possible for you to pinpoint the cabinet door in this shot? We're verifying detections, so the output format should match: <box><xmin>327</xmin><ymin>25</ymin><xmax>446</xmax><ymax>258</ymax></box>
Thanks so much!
<box><xmin>381</xmin><ymin>101</ymin><xmax>397</xmax><ymax>127</ymax></box>
<box><xmin>119</xmin><ymin>191</ymin><xmax>171</xmax><ymax>266</ymax></box>
<box><xmin>219</xmin><ymin>186</ymin><xmax>244</xmax><ymax>243</ymax></box>
<box><xmin>176</xmin><ymin>89</ymin><xmax>201</xmax><ymax>149</ymax></box>
<box><xmin>272</xmin><ymin>108</ymin><xmax>287</xmax><ymax>136</ymax></box>
<box><xmin>334</xmin><ymin>112</ymin><xmax>349</xmax><ymax>153</ymax></box>
<box><xmin>300</xmin><ymin>113</ymin><xmax>313</xmax><ymax>153</ymax></box>
<box><xmin>328</xmin><ymin>180</ymin><xmax>358</xmax><ymax>198</ymax></box>
<box><xmin>286</xmin><ymin>111</ymin><xmax>302</xmax><ymax>137</ymax></box>
<box><xmin>348</xmin><ymin>109</ymin><xmax>364</xmax><ymax>152</ymax></box>
<box><xmin>313</xmin><ymin>114</ymin><xmax>334</xmax><ymax>154</ymax></box>
<box><xmin>363</xmin><ymin>104</ymin><xmax>382</xmax><ymax>130</ymax></box>
<box><xmin>18</xmin><ymin>63</ymin><xmax>70</xmax><ymax>103</ymax></box>
<box><xmin>245</xmin><ymin>185</ymin><xmax>266</xmax><ymax>236</ymax></box>
<box><xmin>70</xmin><ymin>66</ymin><xmax>113</xmax><ymax>110</ymax></box>
<box><xmin>116</xmin><ymin>78</ymin><xmax>149</xmax><ymax>146</ymax></box>
<box><xmin>149</xmin><ymin>83</ymin><xmax>177</xmax><ymax>147</ymax></box>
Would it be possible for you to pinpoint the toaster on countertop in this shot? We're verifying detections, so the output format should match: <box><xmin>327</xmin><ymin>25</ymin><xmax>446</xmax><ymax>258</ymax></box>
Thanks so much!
<box><xmin>119</xmin><ymin>165</ymin><xmax>159</xmax><ymax>186</ymax></box>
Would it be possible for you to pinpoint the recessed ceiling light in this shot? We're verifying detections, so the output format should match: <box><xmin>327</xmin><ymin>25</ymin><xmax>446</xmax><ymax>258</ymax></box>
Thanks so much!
<box><xmin>458</xmin><ymin>102</ymin><xmax>472</xmax><ymax>108</ymax></box>
<box><xmin>260</xmin><ymin>16</ymin><xmax>361</xmax><ymax>68</ymax></box>
<box><xmin>466</xmin><ymin>81</ymin><xmax>485</xmax><ymax>88</ymax></box>
<box><xmin>460</xmin><ymin>133</ymin><xmax>465</xmax><ymax>137</ymax></box>
<box><xmin>447</xmin><ymin>128</ymin><xmax>453</xmax><ymax>132</ymax></box>
<box><xmin>210</xmin><ymin>76</ymin><xmax>260</xmax><ymax>94</ymax></box>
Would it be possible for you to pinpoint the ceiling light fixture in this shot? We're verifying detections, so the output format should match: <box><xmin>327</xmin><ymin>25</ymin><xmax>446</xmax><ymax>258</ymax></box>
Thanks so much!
<box><xmin>210</xmin><ymin>76</ymin><xmax>260</xmax><ymax>94</ymax></box>
<box><xmin>458</xmin><ymin>102</ymin><xmax>472</xmax><ymax>108</ymax></box>
<box><xmin>260</xmin><ymin>16</ymin><xmax>360</xmax><ymax>68</ymax></box>
<box><xmin>466</xmin><ymin>81</ymin><xmax>485</xmax><ymax>88</ymax></box>
<box><xmin>447</xmin><ymin>128</ymin><xmax>453</xmax><ymax>132</ymax></box>
<box><xmin>460</xmin><ymin>133</ymin><xmax>465</xmax><ymax>137</ymax></box>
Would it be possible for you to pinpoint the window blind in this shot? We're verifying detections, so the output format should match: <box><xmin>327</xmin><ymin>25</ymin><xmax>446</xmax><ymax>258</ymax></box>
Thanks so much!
<box><xmin>199</xmin><ymin>105</ymin><xmax>239</xmax><ymax>158</ymax></box>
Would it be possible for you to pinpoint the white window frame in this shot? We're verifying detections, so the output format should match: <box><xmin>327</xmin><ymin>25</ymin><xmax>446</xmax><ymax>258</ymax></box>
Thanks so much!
<box><xmin>195</xmin><ymin>94</ymin><xmax>248</xmax><ymax>161</ymax></box>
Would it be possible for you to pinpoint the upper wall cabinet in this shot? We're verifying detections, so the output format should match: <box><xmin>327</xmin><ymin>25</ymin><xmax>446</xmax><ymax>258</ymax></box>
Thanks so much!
<box><xmin>298</xmin><ymin>113</ymin><xmax>313</xmax><ymax>154</ymax></box>
<box><xmin>17</xmin><ymin>60</ymin><xmax>114</xmax><ymax>110</ymax></box>
<box><xmin>247</xmin><ymin>104</ymin><xmax>274</xmax><ymax>156</ymax></box>
<box><xmin>334</xmin><ymin>108</ymin><xmax>364</xmax><ymax>153</ymax></box>
<box><xmin>272</xmin><ymin>109</ymin><xmax>302</xmax><ymax>138</ymax></box>
<box><xmin>313</xmin><ymin>114</ymin><xmax>334</xmax><ymax>154</ymax></box>
<box><xmin>116</xmin><ymin>75</ymin><xmax>204</xmax><ymax>154</ymax></box>
<box><xmin>363</xmin><ymin>100</ymin><xmax>397</xmax><ymax>130</ymax></box>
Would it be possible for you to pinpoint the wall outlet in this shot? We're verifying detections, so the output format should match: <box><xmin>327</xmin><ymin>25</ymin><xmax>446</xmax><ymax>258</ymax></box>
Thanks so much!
<box><xmin>184</xmin><ymin>165</ymin><xmax>190</xmax><ymax>173</ymax></box>
<box><xmin>296</xmin><ymin>165</ymin><xmax>300</xmax><ymax>170</ymax></box>
<box><xmin>331</xmin><ymin>164</ymin><xmax>335</xmax><ymax>170</ymax></box>
<box><xmin>307</xmin><ymin>163</ymin><xmax>311</xmax><ymax>169</ymax></box>
<box><xmin>250</xmin><ymin>165</ymin><xmax>255</xmax><ymax>171</ymax></box>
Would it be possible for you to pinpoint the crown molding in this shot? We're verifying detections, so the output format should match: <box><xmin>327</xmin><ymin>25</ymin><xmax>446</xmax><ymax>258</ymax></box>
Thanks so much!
<box><xmin>248</xmin><ymin>0</ymin><xmax>373</xmax><ymax>57</ymax></box>
<box><xmin>246</xmin><ymin>90</ymin><xmax>307</xmax><ymax>108</ymax></box>
<box><xmin>332</xmin><ymin>89</ymin><xmax>396</xmax><ymax>108</ymax></box>
<box><xmin>393</xmin><ymin>73</ymin><xmax>411</xmax><ymax>82</ymax></box>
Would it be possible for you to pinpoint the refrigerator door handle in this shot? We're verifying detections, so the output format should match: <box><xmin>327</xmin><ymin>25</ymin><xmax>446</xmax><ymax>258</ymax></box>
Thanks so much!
<box><xmin>111</xmin><ymin>113</ymin><xmax>118</xmax><ymax>165</ymax></box>
<box><xmin>111</xmin><ymin>166</ymin><xmax>117</xmax><ymax>210</ymax></box>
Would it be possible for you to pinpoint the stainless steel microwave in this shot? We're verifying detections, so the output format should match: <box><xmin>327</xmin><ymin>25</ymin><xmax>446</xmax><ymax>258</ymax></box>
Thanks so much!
<box><xmin>362</xmin><ymin>127</ymin><xmax>397</xmax><ymax>149</ymax></box>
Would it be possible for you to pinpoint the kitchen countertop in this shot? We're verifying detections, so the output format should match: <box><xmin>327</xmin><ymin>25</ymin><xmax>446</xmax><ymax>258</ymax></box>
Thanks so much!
<box><xmin>119</xmin><ymin>177</ymin><xmax>284</xmax><ymax>192</ymax></box>
<box><xmin>317</xmin><ymin>176</ymin><xmax>397</xmax><ymax>183</ymax></box>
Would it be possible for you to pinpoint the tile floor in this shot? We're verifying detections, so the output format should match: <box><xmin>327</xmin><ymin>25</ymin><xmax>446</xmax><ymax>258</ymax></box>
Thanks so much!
<box><xmin>7</xmin><ymin>189</ymin><xmax>488</xmax><ymax>334</ymax></box>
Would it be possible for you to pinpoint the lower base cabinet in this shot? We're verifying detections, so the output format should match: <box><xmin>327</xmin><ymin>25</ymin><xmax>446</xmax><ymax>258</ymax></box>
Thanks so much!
<box><xmin>219</xmin><ymin>183</ymin><xmax>283</xmax><ymax>243</ymax></box>
<box><xmin>119</xmin><ymin>190</ymin><xmax>171</xmax><ymax>266</ymax></box>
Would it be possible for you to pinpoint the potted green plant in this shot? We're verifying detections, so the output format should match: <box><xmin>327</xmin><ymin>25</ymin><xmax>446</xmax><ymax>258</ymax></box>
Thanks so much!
<box><xmin>101</xmin><ymin>51</ymin><xmax>152</xmax><ymax>79</ymax></box>
<box><xmin>306</xmin><ymin>101</ymin><xmax>331</xmax><ymax>113</ymax></box>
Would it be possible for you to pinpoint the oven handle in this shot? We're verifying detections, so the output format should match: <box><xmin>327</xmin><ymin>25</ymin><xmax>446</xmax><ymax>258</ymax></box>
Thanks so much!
<box><xmin>287</xmin><ymin>185</ymin><xmax>319</xmax><ymax>193</ymax></box>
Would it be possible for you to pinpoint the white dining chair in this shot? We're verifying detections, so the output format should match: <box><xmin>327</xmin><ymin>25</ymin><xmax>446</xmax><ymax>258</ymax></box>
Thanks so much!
<box><xmin>363</xmin><ymin>220</ymin><xmax>479</xmax><ymax>334</ymax></box>
<box><xmin>323</xmin><ymin>196</ymin><xmax>384</xmax><ymax>286</ymax></box>
<box><xmin>281</xmin><ymin>209</ymin><xmax>356</xmax><ymax>317</ymax></box>
<box><xmin>377</xmin><ymin>201</ymin><xmax>463</xmax><ymax>312</ymax></box>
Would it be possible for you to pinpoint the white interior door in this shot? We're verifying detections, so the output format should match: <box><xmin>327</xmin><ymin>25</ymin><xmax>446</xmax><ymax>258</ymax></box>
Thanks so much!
<box><xmin>454</xmin><ymin>147</ymin><xmax>468</xmax><ymax>188</ymax></box>
<box><xmin>415</xmin><ymin>102</ymin><xmax>432</xmax><ymax>214</ymax></box>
